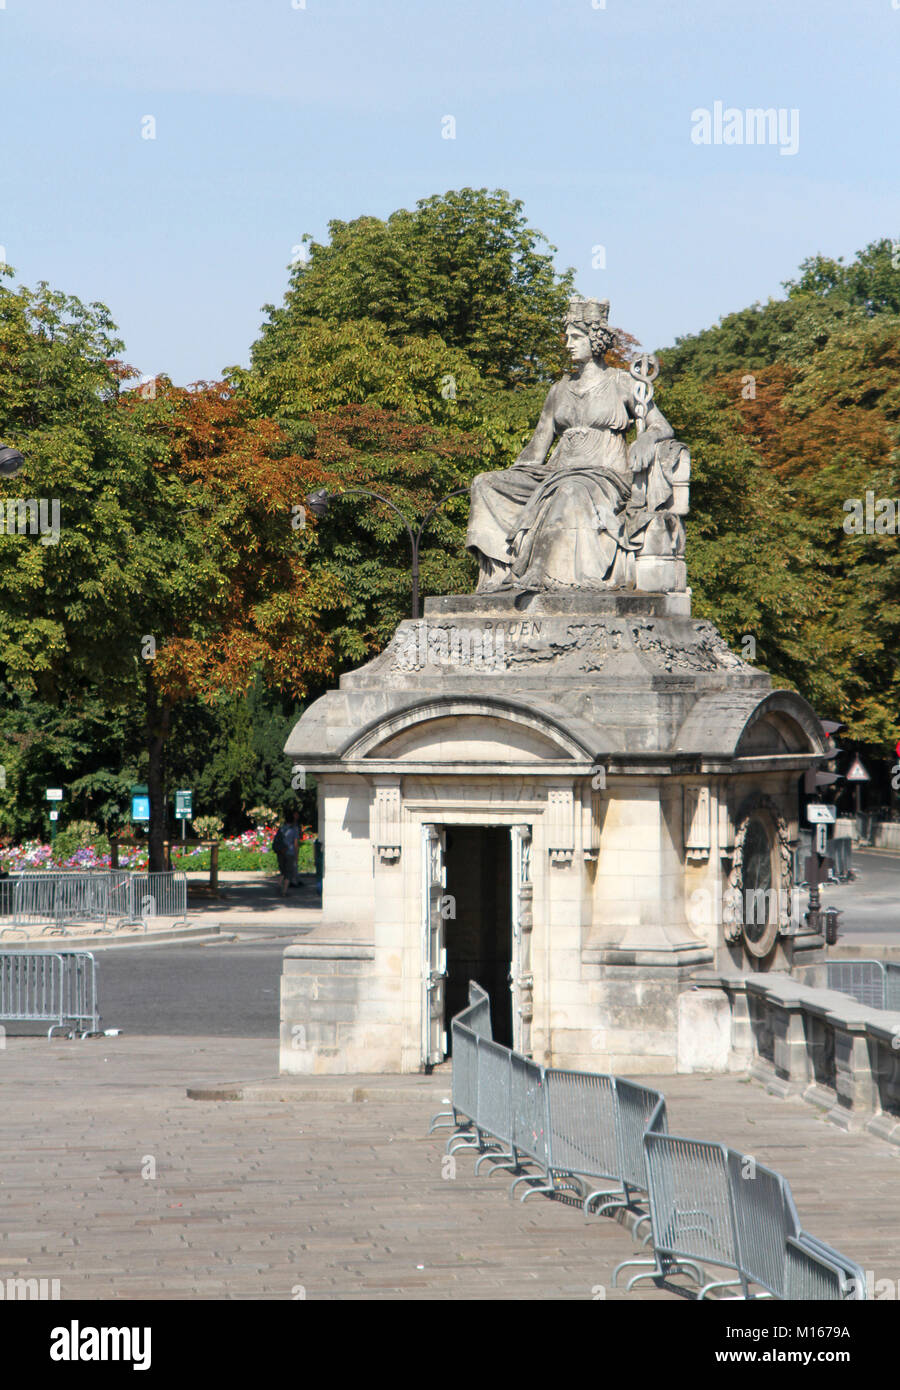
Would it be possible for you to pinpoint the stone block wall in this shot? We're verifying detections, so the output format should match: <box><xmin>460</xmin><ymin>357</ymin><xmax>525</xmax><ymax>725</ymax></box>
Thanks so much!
<box><xmin>279</xmin><ymin>941</ymin><xmax>408</xmax><ymax>1075</ymax></box>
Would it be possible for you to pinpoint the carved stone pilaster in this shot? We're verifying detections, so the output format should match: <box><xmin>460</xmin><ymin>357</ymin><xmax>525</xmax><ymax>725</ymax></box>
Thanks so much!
<box><xmin>718</xmin><ymin>792</ymin><xmax>735</xmax><ymax>858</ymax></box>
<box><xmin>581</xmin><ymin>781</ymin><xmax>603</xmax><ymax>861</ymax></box>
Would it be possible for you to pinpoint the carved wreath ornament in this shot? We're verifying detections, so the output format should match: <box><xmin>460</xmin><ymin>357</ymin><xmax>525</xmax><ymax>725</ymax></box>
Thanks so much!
<box><xmin>723</xmin><ymin>795</ymin><xmax>794</xmax><ymax>958</ymax></box>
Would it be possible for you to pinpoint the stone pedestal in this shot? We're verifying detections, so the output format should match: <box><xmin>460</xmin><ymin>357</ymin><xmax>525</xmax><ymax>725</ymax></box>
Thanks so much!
<box><xmin>280</xmin><ymin>591</ymin><xmax>828</xmax><ymax>1075</ymax></box>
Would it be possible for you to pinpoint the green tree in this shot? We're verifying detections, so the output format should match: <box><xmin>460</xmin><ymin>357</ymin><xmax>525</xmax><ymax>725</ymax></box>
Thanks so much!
<box><xmin>657</xmin><ymin>239</ymin><xmax>900</xmax><ymax>748</ymax></box>
<box><xmin>0</xmin><ymin>273</ymin><xmax>341</xmax><ymax>866</ymax></box>
<box><xmin>250</xmin><ymin>188</ymin><xmax>576</xmax><ymax>389</ymax></box>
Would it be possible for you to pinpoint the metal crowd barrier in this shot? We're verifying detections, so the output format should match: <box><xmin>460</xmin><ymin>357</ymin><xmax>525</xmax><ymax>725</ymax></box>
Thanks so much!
<box><xmin>827</xmin><ymin>959</ymin><xmax>900</xmax><ymax>1012</ymax></box>
<box><xmin>432</xmin><ymin>980</ymin><xmax>865</xmax><ymax>1301</ymax></box>
<box><xmin>0</xmin><ymin>950</ymin><xmax>100</xmax><ymax>1038</ymax></box>
<box><xmin>0</xmin><ymin>869</ymin><xmax>188</xmax><ymax>937</ymax></box>
<box><xmin>428</xmin><ymin>982</ymin><xmax>492</xmax><ymax>1138</ymax></box>
<box><xmin>430</xmin><ymin>988</ymin><xmax>667</xmax><ymax>1225</ymax></box>
<box><xmin>512</xmin><ymin>1070</ymin><xmax>668</xmax><ymax>1220</ymax></box>
<box><xmin>886</xmin><ymin>962</ymin><xmax>900</xmax><ymax>1012</ymax></box>
<box><xmin>0</xmin><ymin>871</ymin><xmax>130</xmax><ymax>937</ymax></box>
<box><xmin>614</xmin><ymin>1135</ymin><xmax>865</xmax><ymax>1301</ymax></box>
<box><xmin>827</xmin><ymin>959</ymin><xmax>886</xmax><ymax>1010</ymax></box>
<box><xmin>114</xmin><ymin>871</ymin><xmax>189</xmax><ymax>932</ymax></box>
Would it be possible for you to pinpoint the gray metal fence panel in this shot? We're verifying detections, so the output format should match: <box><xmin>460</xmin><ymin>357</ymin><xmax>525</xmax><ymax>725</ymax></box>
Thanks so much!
<box><xmin>614</xmin><ymin>1078</ymin><xmax>667</xmax><ymax>1192</ymax></box>
<box><xmin>430</xmin><ymin>980</ymin><xmax>491</xmax><ymax>1136</ymax></box>
<box><xmin>643</xmin><ymin>1133</ymin><xmax>740</xmax><ymax>1276</ymax></box>
<box><xmin>8</xmin><ymin>871</ymin><xmax>131</xmax><ymax>935</ymax></box>
<box><xmin>509</xmin><ymin>1051</ymin><xmax>547</xmax><ymax>1167</ymax></box>
<box><xmin>826</xmin><ymin>959</ymin><xmax>886</xmax><ymax>1010</ymax></box>
<box><xmin>0</xmin><ymin>950</ymin><xmax>99</xmax><ymax>1037</ymax></box>
<box><xmin>13</xmin><ymin>874</ymin><xmax>58</xmax><ymax>930</ymax></box>
<box><xmin>797</xmin><ymin>1233</ymin><xmax>866</xmax><ymax>1300</ymax></box>
<box><xmin>465</xmin><ymin>981</ymin><xmax>492</xmax><ymax>1040</ymax></box>
<box><xmin>544</xmin><ymin>1068</ymin><xmax>618</xmax><ymax>1183</ymax></box>
<box><xmin>0</xmin><ymin>950</ymin><xmax>64</xmax><ymax>1029</ymax></box>
<box><xmin>785</xmin><ymin>1237</ymin><xmax>847</xmax><ymax>1300</ymax></box>
<box><xmin>475</xmin><ymin>1037</ymin><xmax>512</xmax><ymax>1146</ymax></box>
<box><xmin>727</xmin><ymin>1151</ymin><xmax>795</xmax><ymax>1298</ymax></box>
<box><xmin>60</xmin><ymin>952</ymin><xmax>100</xmax><ymax>1035</ymax></box>
<box><xmin>53</xmin><ymin>872</ymin><xmax>127</xmax><ymax>931</ymax></box>
<box><xmin>121</xmin><ymin>871</ymin><xmax>188</xmax><ymax>928</ymax></box>
<box><xmin>450</xmin><ymin>1022</ymin><xmax>478</xmax><ymax>1124</ymax></box>
<box><xmin>884</xmin><ymin>963</ymin><xmax>900</xmax><ymax>1013</ymax></box>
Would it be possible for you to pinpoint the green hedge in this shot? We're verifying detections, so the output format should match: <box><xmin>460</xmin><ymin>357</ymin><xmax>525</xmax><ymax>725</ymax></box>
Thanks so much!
<box><xmin>172</xmin><ymin>842</ymin><xmax>316</xmax><ymax>873</ymax></box>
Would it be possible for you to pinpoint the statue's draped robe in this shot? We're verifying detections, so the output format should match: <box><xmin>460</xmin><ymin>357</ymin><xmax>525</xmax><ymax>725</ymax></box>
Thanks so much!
<box><xmin>468</xmin><ymin>368</ymin><xmax>670</xmax><ymax>591</ymax></box>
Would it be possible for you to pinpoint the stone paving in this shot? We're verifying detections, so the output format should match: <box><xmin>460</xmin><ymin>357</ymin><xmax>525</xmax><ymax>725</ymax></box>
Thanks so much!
<box><xmin>0</xmin><ymin>1035</ymin><xmax>898</xmax><ymax>1300</ymax></box>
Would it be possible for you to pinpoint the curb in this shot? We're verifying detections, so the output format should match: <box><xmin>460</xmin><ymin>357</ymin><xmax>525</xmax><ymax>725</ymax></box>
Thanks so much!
<box><xmin>187</xmin><ymin>1078</ymin><xmax>452</xmax><ymax>1104</ymax></box>
<box><xmin>0</xmin><ymin>924</ymin><xmax>238</xmax><ymax>951</ymax></box>
<box><xmin>829</xmin><ymin>942</ymin><xmax>900</xmax><ymax>960</ymax></box>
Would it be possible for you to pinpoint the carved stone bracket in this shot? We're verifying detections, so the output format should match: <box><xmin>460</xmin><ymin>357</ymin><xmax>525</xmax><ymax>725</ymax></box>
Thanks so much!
<box><xmin>373</xmin><ymin>781</ymin><xmax>402</xmax><ymax>863</ymax></box>
<box><xmin>683</xmin><ymin>785</ymin><xmax>710</xmax><ymax>861</ymax></box>
<box><xmin>547</xmin><ymin>785</ymin><xmax>575</xmax><ymax>864</ymax></box>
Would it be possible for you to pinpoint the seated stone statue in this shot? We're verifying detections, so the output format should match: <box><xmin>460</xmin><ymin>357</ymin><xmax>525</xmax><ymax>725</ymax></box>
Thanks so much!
<box><xmin>466</xmin><ymin>297</ymin><xmax>689</xmax><ymax>593</ymax></box>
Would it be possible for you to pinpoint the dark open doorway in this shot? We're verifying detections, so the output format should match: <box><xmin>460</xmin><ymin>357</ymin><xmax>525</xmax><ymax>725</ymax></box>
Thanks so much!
<box><xmin>443</xmin><ymin>825</ymin><xmax>512</xmax><ymax>1048</ymax></box>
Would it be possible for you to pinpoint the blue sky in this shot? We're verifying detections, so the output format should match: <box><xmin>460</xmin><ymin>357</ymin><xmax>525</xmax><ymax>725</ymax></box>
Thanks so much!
<box><xmin>2</xmin><ymin>0</ymin><xmax>898</xmax><ymax>384</ymax></box>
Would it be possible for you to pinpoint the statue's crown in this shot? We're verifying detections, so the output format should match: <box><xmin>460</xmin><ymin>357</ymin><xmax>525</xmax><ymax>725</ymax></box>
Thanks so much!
<box><xmin>565</xmin><ymin>296</ymin><xmax>610</xmax><ymax>327</ymax></box>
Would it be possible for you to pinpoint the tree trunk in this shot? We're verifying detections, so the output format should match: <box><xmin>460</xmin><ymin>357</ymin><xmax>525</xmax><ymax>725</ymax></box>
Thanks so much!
<box><xmin>145</xmin><ymin>677</ymin><xmax>172</xmax><ymax>874</ymax></box>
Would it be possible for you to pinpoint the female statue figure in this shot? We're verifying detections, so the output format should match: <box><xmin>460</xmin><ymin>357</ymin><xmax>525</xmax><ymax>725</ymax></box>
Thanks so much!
<box><xmin>466</xmin><ymin>297</ymin><xmax>687</xmax><ymax>593</ymax></box>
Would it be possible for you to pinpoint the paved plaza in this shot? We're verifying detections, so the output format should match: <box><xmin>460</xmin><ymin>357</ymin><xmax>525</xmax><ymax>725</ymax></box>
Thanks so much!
<box><xmin>1</xmin><ymin>1034</ymin><xmax>898</xmax><ymax>1301</ymax></box>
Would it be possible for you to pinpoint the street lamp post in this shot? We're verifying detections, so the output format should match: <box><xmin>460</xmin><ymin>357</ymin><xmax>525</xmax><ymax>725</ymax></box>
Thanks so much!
<box><xmin>306</xmin><ymin>486</ymin><xmax>469</xmax><ymax>620</ymax></box>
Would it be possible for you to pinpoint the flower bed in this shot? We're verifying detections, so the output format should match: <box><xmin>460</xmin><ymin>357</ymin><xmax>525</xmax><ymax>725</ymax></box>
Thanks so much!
<box><xmin>0</xmin><ymin>840</ymin><xmax>148</xmax><ymax>872</ymax></box>
<box><xmin>0</xmin><ymin>826</ymin><xmax>316</xmax><ymax>874</ymax></box>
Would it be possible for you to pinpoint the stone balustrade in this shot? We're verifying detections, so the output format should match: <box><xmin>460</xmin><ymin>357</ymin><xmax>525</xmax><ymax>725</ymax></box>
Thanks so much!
<box><xmin>690</xmin><ymin>970</ymin><xmax>900</xmax><ymax>1144</ymax></box>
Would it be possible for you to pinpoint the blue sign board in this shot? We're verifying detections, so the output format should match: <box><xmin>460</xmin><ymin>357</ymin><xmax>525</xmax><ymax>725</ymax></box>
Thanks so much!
<box><xmin>131</xmin><ymin>784</ymin><xmax>150</xmax><ymax>822</ymax></box>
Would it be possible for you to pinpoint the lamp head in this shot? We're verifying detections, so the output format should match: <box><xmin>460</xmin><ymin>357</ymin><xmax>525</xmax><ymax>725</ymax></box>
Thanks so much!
<box><xmin>305</xmin><ymin>489</ymin><xmax>330</xmax><ymax>518</ymax></box>
<box><xmin>0</xmin><ymin>445</ymin><xmax>25</xmax><ymax>477</ymax></box>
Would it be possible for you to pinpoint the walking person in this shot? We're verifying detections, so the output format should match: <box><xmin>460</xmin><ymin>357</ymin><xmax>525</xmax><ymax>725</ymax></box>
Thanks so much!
<box><xmin>279</xmin><ymin>809</ymin><xmax>301</xmax><ymax>895</ymax></box>
<box><xmin>272</xmin><ymin>819</ymin><xmax>288</xmax><ymax>895</ymax></box>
